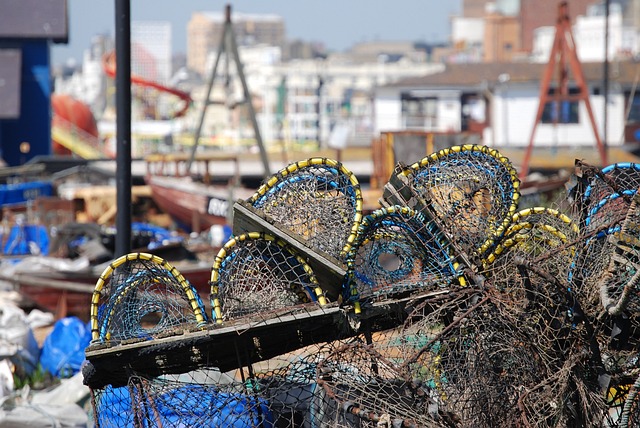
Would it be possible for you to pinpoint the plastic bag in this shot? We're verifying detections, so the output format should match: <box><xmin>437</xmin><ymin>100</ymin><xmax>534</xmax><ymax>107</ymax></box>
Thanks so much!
<box><xmin>0</xmin><ymin>303</ymin><xmax>40</xmax><ymax>375</ymax></box>
<box><xmin>39</xmin><ymin>317</ymin><xmax>91</xmax><ymax>378</ymax></box>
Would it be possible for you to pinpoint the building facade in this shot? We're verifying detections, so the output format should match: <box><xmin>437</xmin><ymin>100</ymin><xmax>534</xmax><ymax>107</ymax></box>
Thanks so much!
<box><xmin>186</xmin><ymin>45</ymin><xmax>444</xmax><ymax>151</ymax></box>
<box><xmin>187</xmin><ymin>11</ymin><xmax>285</xmax><ymax>76</ymax></box>
<box><xmin>374</xmin><ymin>61</ymin><xmax>639</xmax><ymax>151</ymax></box>
<box><xmin>131</xmin><ymin>21</ymin><xmax>172</xmax><ymax>84</ymax></box>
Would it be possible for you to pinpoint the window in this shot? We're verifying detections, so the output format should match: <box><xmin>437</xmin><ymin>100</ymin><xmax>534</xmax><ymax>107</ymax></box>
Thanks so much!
<box><xmin>541</xmin><ymin>87</ymin><xmax>580</xmax><ymax>124</ymax></box>
<box><xmin>401</xmin><ymin>92</ymin><xmax>438</xmax><ymax>129</ymax></box>
<box><xmin>627</xmin><ymin>92</ymin><xmax>640</xmax><ymax>124</ymax></box>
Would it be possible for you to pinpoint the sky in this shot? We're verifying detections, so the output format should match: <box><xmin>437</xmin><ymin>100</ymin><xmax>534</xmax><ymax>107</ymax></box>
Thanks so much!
<box><xmin>51</xmin><ymin>0</ymin><xmax>461</xmax><ymax>66</ymax></box>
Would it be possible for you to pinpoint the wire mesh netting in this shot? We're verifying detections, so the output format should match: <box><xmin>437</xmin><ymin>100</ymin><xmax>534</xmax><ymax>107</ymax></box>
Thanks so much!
<box><xmin>90</xmin><ymin>253</ymin><xmax>208</xmax><ymax>343</ymax></box>
<box><xmin>86</xmin><ymin>151</ymin><xmax>640</xmax><ymax>427</ymax></box>
<box><xmin>209</xmin><ymin>232</ymin><xmax>326</xmax><ymax>323</ymax></box>
<box><xmin>248</xmin><ymin>158</ymin><xmax>363</xmax><ymax>260</ymax></box>
<box><xmin>482</xmin><ymin>207</ymin><xmax>581</xmax><ymax>301</ymax></box>
<box><xmin>620</xmin><ymin>375</ymin><xmax>640</xmax><ymax>427</ymax></box>
<box><xmin>404</xmin><ymin>145</ymin><xmax>520</xmax><ymax>257</ymax></box>
<box><xmin>569</xmin><ymin>164</ymin><xmax>640</xmax><ymax>310</ymax></box>
<box><xmin>344</xmin><ymin>205</ymin><xmax>465</xmax><ymax>309</ymax></box>
<box><xmin>398</xmin><ymin>288</ymin><xmax>604</xmax><ymax>427</ymax></box>
<box><xmin>595</xmin><ymin>194</ymin><xmax>640</xmax><ymax>316</ymax></box>
<box><xmin>316</xmin><ymin>341</ymin><xmax>444</xmax><ymax>427</ymax></box>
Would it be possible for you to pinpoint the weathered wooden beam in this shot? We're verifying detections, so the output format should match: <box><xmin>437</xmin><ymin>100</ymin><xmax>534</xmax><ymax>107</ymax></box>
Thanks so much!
<box><xmin>232</xmin><ymin>200</ymin><xmax>347</xmax><ymax>300</ymax></box>
<box><xmin>82</xmin><ymin>291</ymin><xmax>445</xmax><ymax>389</ymax></box>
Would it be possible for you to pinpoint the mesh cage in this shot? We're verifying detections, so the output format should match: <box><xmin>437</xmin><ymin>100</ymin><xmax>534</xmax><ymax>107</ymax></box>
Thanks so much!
<box><xmin>86</xmin><ymin>151</ymin><xmax>640</xmax><ymax>427</ymax></box>
<box><xmin>344</xmin><ymin>205</ymin><xmax>465</xmax><ymax>309</ymax></box>
<box><xmin>210</xmin><ymin>232</ymin><xmax>325</xmax><ymax>323</ymax></box>
<box><xmin>90</xmin><ymin>339</ymin><xmax>370</xmax><ymax>428</ymax></box>
<box><xmin>570</xmin><ymin>163</ymin><xmax>640</xmax><ymax>315</ymax></box>
<box><xmin>620</xmin><ymin>374</ymin><xmax>640</xmax><ymax>428</ymax></box>
<box><xmin>582</xmin><ymin>163</ymin><xmax>640</xmax><ymax>219</ymax></box>
<box><xmin>248</xmin><ymin>158</ymin><xmax>363</xmax><ymax>259</ymax></box>
<box><xmin>404</xmin><ymin>145</ymin><xmax>520</xmax><ymax>257</ymax></box>
<box><xmin>397</xmin><ymin>289</ymin><xmax>604</xmax><ymax>427</ymax></box>
<box><xmin>90</xmin><ymin>253</ymin><xmax>208</xmax><ymax>343</ymax></box>
<box><xmin>316</xmin><ymin>342</ymin><xmax>443</xmax><ymax>427</ymax></box>
<box><xmin>597</xmin><ymin>194</ymin><xmax>640</xmax><ymax>315</ymax></box>
<box><xmin>483</xmin><ymin>207</ymin><xmax>580</xmax><ymax>299</ymax></box>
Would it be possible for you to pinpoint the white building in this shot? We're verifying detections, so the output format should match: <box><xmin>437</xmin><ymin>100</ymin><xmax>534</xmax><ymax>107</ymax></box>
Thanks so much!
<box><xmin>131</xmin><ymin>21</ymin><xmax>172</xmax><ymax>84</ymax></box>
<box><xmin>532</xmin><ymin>3</ymin><xmax>639</xmax><ymax>63</ymax></box>
<box><xmin>374</xmin><ymin>61</ymin><xmax>639</xmax><ymax>151</ymax></box>
<box><xmin>53</xmin><ymin>35</ymin><xmax>112</xmax><ymax>118</ymax></box>
<box><xmin>189</xmin><ymin>44</ymin><xmax>445</xmax><ymax>150</ymax></box>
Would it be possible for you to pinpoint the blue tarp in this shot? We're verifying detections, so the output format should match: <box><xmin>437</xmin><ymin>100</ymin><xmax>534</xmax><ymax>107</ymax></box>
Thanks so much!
<box><xmin>3</xmin><ymin>223</ymin><xmax>49</xmax><ymax>255</ymax></box>
<box><xmin>0</xmin><ymin>181</ymin><xmax>52</xmax><ymax>205</ymax></box>
<box><xmin>39</xmin><ymin>317</ymin><xmax>92</xmax><ymax>378</ymax></box>
<box><xmin>98</xmin><ymin>384</ymin><xmax>274</xmax><ymax>427</ymax></box>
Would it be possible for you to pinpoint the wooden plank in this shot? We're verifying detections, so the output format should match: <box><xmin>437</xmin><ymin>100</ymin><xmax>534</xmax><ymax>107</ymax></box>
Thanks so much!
<box><xmin>83</xmin><ymin>291</ymin><xmax>448</xmax><ymax>389</ymax></box>
<box><xmin>232</xmin><ymin>200</ymin><xmax>347</xmax><ymax>300</ymax></box>
<box><xmin>84</xmin><ymin>304</ymin><xmax>346</xmax><ymax>389</ymax></box>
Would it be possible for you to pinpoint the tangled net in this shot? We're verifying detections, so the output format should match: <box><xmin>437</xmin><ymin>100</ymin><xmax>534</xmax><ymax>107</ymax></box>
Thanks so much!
<box><xmin>248</xmin><ymin>158</ymin><xmax>363</xmax><ymax>259</ymax></box>
<box><xmin>86</xmin><ymin>149</ymin><xmax>640</xmax><ymax>427</ymax></box>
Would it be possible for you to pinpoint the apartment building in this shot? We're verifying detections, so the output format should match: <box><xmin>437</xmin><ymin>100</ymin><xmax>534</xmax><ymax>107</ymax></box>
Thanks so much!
<box><xmin>187</xmin><ymin>11</ymin><xmax>285</xmax><ymax>76</ymax></box>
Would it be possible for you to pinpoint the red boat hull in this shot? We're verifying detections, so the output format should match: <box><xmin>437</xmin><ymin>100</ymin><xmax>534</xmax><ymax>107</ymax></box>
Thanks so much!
<box><xmin>146</xmin><ymin>175</ymin><xmax>254</xmax><ymax>232</ymax></box>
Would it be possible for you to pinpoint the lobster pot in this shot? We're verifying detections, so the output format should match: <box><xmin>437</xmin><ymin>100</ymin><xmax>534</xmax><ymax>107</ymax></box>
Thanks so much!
<box><xmin>248</xmin><ymin>158</ymin><xmax>363</xmax><ymax>260</ymax></box>
<box><xmin>90</xmin><ymin>253</ymin><xmax>207</xmax><ymax>344</ymax></box>
<box><xmin>483</xmin><ymin>207</ymin><xmax>580</xmax><ymax>308</ymax></box>
<box><xmin>210</xmin><ymin>232</ymin><xmax>325</xmax><ymax>323</ymax></box>
<box><xmin>405</xmin><ymin>145</ymin><xmax>520</xmax><ymax>257</ymax></box>
<box><xmin>345</xmin><ymin>206</ymin><xmax>464</xmax><ymax>308</ymax></box>
<box><xmin>581</xmin><ymin>163</ymin><xmax>640</xmax><ymax>223</ymax></box>
<box><xmin>315</xmin><ymin>342</ymin><xmax>441</xmax><ymax>427</ymax></box>
<box><xmin>399</xmin><ymin>287</ymin><xmax>606</xmax><ymax>428</ymax></box>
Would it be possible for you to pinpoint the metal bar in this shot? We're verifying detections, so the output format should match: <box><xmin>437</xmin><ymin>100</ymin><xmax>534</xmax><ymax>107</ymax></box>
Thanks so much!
<box><xmin>521</xmin><ymin>8</ymin><xmax>561</xmax><ymax>180</ymax></box>
<box><xmin>115</xmin><ymin>0</ymin><xmax>132</xmax><ymax>257</ymax></box>
<box><xmin>604</xmin><ymin>0</ymin><xmax>610</xmax><ymax>155</ymax></box>
<box><xmin>565</xmin><ymin>13</ymin><xmax>607</xmax><ymax>166</ymax></box>
<box><xmin>187</xmin><ymin>7</ymin><xmax>229</xmax><ymax>173</ymax></box>
<box><xmin>226</xmin><ymin>5</ymin><xmax>271</xmax><ymax>179</ymax></box>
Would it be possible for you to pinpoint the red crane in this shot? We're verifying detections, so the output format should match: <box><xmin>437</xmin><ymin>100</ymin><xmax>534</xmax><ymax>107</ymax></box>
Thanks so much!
<box><xmin>520</xmin><ymin>1</ymin><xmax>607</xmax><ymax>180</ymax></box>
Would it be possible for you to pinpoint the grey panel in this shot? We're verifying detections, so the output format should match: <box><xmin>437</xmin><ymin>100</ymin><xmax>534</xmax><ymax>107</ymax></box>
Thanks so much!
<box><xmin>0</xmin><ymin>49</ymin><xmax>22</xmax><ymax>119</ymax></box>
<box><xmin>0</xmin><ymin>0</ymin><xmax>68</xmax><ymax>42</ymax></box>
<box><xmin>392</xmin><ymin>134</ymin><xmax>427</xmax><ymax>166</ymax></box>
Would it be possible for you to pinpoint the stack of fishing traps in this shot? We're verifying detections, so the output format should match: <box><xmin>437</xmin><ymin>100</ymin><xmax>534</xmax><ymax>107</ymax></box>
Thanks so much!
<box><xmin>84</xmin><ymin>147</ymin><xmax>640</xmax><ymax>427</ymax></box>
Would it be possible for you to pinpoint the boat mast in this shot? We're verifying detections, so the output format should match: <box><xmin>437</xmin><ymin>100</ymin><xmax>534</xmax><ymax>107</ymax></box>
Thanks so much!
<box><xmin>188</xmin><ymin>4</ymin><xmax>271</xmax><ymax>179</ymax></box>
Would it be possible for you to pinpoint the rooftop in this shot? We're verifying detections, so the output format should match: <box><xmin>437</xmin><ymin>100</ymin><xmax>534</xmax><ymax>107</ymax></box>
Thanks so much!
<box><xmin>387</xmin><ymin>60</ymin><xmax>640</xmax><ymax>88</ymax></box>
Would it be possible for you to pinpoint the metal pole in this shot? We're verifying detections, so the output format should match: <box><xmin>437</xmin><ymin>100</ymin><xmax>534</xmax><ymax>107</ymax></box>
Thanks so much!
<box><xmin>187</xmin><ymin>9</ymin><xmax>229</xmax><ymax>173</ymax></box>
<box><xmin>603</xmin><ymin>0</ymin><xmax>610</xmax><ymax>159</ymax></box>
<box><xmin>115</xmin><ymin>0</ymin><xmax>132</xmax><ymax>257</ymax></box>
<box><xmin>226</xmin><ymin>5</ymin><xmax>271</xmax><ymax>178</ymax></box>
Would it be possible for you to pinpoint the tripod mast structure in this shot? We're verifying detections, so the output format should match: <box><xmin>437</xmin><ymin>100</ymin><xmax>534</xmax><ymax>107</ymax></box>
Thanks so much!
<box><xmin>188</xmin><ymin>4</ymin><xmax>271</xmax><ymax>179</ymax></box>
<box><xmin>520</xmin><ymin>1</ymin><xmax>606</xmax><ymax>180</ymax></box>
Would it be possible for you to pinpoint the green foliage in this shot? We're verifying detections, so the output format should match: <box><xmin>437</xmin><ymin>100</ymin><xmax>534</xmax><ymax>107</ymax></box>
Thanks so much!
<box><xmin>12</xmin><ymin>363</ymin><xmax>58</xmax><ymax>391</ymax></box>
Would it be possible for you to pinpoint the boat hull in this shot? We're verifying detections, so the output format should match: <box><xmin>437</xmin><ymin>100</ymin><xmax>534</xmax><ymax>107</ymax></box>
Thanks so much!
<box><xmin>146</xmin><ymin>175</ymin><xmax>254</xmax><ymax>232</ymax></box>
